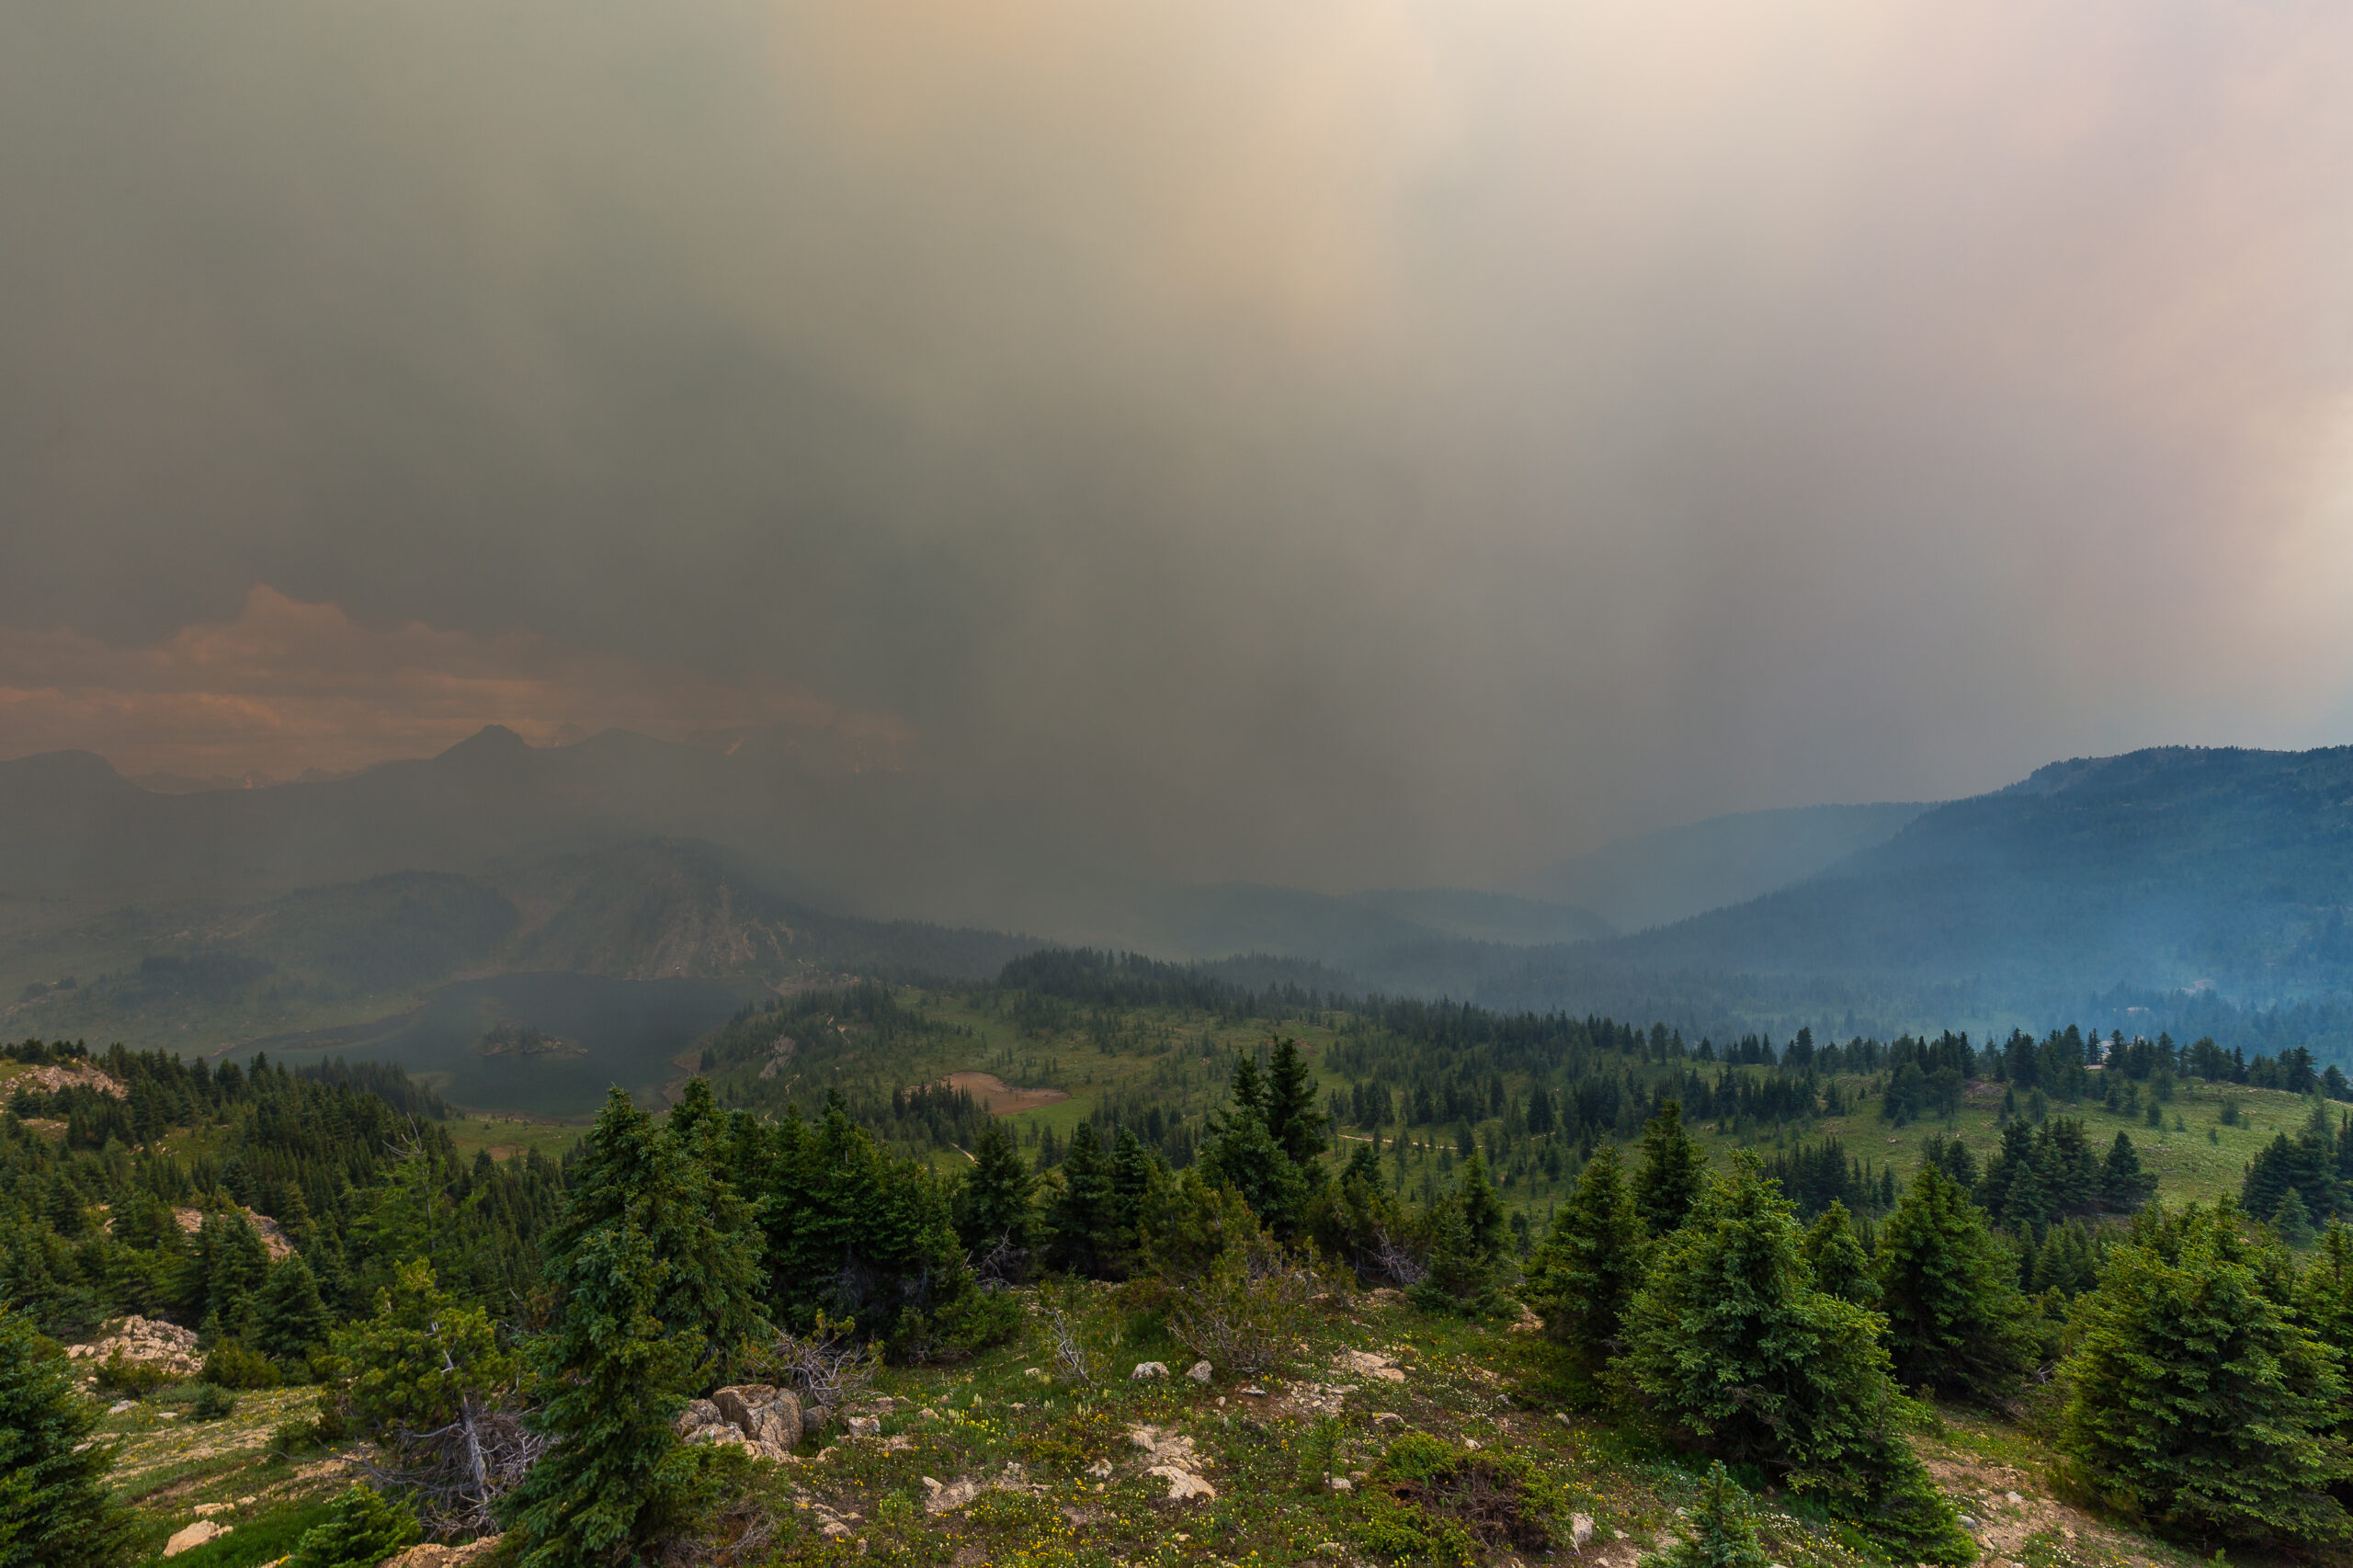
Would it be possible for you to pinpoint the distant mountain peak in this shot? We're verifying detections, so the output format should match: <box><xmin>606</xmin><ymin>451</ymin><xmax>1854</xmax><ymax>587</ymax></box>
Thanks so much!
<box><xmin>439</xmin><ymin>723</ymin><xmax>531</xmax><ymax>758</ymax></box>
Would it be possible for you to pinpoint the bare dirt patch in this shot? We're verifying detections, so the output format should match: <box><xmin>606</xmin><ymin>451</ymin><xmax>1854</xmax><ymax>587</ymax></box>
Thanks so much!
<box><xmin>933</xmin><ymin>1072</ymin><xmax>1069</xmax><ymax>1117</ymax></box>
<box><xmin>1920</xmin><ymin>1447</ymin><xmax>2165</xmax><ymax>1568</ymax></box>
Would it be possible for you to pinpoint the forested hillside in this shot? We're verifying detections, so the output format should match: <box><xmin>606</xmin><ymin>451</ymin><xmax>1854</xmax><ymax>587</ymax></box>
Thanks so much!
<box><xmin>6</xmin><ymin>944</ymin><xmax>2353</xmax><ymax>1567</ymax></box>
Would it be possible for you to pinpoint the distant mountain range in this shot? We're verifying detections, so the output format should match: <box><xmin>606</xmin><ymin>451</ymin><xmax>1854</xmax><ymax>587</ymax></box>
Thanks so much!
<box><xmin>5</xmin><ymin>732</ymin><xmax>2351</xmax><ymax>1065</ymax></box>
<box><xmin>1518</xmin><ymin>801</ymin><xmax>1930</xmax><ymax>931</ymax></box>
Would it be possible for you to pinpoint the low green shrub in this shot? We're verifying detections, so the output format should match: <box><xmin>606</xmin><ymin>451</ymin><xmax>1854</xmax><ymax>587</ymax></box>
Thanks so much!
<box><xmin>288</xmin><ymin>1483</ymin><xmax>421</xmax><ymax>1568</ymax></box>
<box><xmin>188</xmin><ymin>1382</ymin><xmax>240</xmax><ymax>1421</ymax></box>
<box><xmin>1353</xmin><ymin>1431</ymin><xmax>1562</xmax><ymax>1564</ymax></box>
<box><xmin>93</xmin><ymin>1349</ymin><xmax>176</xmax><ymax>1395</ymax></box>
<box><xmin>201</xmin><ymin>1340</ymin><xmax>282</xmax><ymax>1390</ymax></box>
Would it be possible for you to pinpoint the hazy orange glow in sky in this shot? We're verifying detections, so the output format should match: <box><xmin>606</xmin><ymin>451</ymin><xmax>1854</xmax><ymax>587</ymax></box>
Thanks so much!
<box><xmin>3</xmin><ymin>1</ymin><xmax>2351</xmax><ymax>883</ymax></box>
<box><xmin>0</xmin><ymin>585</ymin><xmax>909</xmax><ymax>780</ymax></box>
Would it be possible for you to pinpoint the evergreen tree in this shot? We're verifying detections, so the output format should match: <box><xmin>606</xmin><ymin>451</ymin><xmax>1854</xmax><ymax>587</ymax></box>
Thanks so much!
<box><xmin>507</xmin><ymin>1217</ymin><xmax>710</xmax><ymax>1568</ymax></box>
<box><xmin>2099</xmin><ymin>1132</ymin><xmax>2156</xmax><ymax>1214</ymax></box>
<box><xmin>1199</xmin><ymin>1087</ymin><xmax>1307</xmax><ymax>1237</ymax></box>
<box><xmin>760</xmin><ymin>1099</ymin><xmax>982</xmax><ymax>1349</ymax></box>
<box><xmin>2296</xmin><ymin>1220</ymin><xmax>2353</xmax><ymax>1362</ymax></box>
<box><xmin>540</xmin><ymin>1088</ymin><xmax>762</xmax><ymax>1379</ymax></box>
<box><xmin>2275</xmin><ymin>1188</ymin><xmax>2317</xmax><ymax>1248</ymax></box>
<box><xmin>334</xmin><ymin>1260</ymin><xmax>516</xmax><ymax>1436</ymax></box>
<box><xmin>1043</xmin><ymin>1123</ymin><xmax>1118</xmax><ymax>1278</ymax></box>
<box><xmin>1524</xmin><ymin>1143</ymin><xmax>1649</xmax><ymax>1380</ymax></box>
<box><xmin>2060</xmin><ymin>1204</ymin><xmax>2349</xmax><ymax>1545</ymax></box>
<box><xmin>251</xmin><ymin>1253</ymin><xmax>333</xmax><ymax>1369</ymax></box>
<box><xmin>1647</xmin><ymin>1462</ymin><xmax>1769</xmax><ymax>1568</ymax></box>
<box><xmin>1456</xmin><ymin>1150</ymin><xmax>1508</xmax><ymax>1271</ymax></box>
<box><xmin>0</xmin><ymin>1303</ymin><xmax>135</xmax><ymax>1568</ymax></box>
<box><xmin>1263</xmin><ymin>1037</ymin><xmax>1326</xmax><ymax>1169</ymax></box>
<box><xmin>1306</xmin><ymin>1142</ymin><xmax>1413</xmax><ymax>1284</ymax></box>
<box><xmin>1802</xmin><ymin>1201</ymin><xmax>1880</xmax><ymax>1309</ymax></box>
<box><xmin>289</xmin><ymin>1483</ymin><xmax>420</xmax><ymax>1568</ymax></box>
<box><xmin>1622</xmin><ymin>1157</ymin><xmax>1972</xmax><ymax>1563</ymax></box>
<box><xmin>1633</xmin><ymin>1102</ymin><xmax>1710</xmax><ymax>1235</ymax></box>
<box><xmin>1874</xmin><ymin>1166</ymin><xmax>2034</xmax><ymax>1402</ymax></box>
<box><xmin>956</xmin><ymin>1117</ymin><xmax>1036</xmax><ymax>1276</ymax></box>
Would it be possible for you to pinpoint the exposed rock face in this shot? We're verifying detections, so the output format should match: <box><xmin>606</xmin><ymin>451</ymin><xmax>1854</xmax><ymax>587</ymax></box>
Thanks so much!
<box><xmin>67</xmin><ymin>1315</ymin><xmax>203</xmax><ymax>1377</ymax></box>
<box><xmin>162</xmin><ymin>1520</ymin><xmax>229</xmax><ymax>1556</ymax></box>
<box><xmin>712</xmin><ymin>1383</ymin><xmax>803</xmax><ymax>1449</ymax></box>
<box><xmin>166</xmin><ymin>1205</ymin><xmax>295</xmax><ymax>1260</ymax></box>
<box><xmin>676</xmin><ymin>1384</ymin><xmax>801</xmax><ymax>1460</ymax></box>
<box><xmin>12</xmin><ymin>1062</ymin><xmax>129</xmax><ymax>1097</ymax></box>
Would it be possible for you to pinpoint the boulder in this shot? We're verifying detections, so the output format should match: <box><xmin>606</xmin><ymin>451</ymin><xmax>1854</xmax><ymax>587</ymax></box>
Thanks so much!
<box><xmin>675</xmin><ymin>1399</ymin><xmax>724</xmax><ymax>1437</ymax></box>
<box><xmin>711</xmin><ymin>1384</ymin><xmax>801</xmax><ymax>1449</ymax></box>
<box><xmin>162</xmin><ymin>1521</ymin><xmax>229</xmax><ymax>1557</ymax></box>
<box><xmin>1185</xmin><ymin>1360</ymin><xmax>1212</xmax><ymax>1383</ymax></box>
<box><xmin>1130</xmin><ymin>1361</ymin><xmax>1168</xmax><ymax>1381</ymax></box>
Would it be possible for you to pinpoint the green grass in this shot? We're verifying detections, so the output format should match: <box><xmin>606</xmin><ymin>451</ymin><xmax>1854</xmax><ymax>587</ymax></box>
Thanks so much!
<box><xmin>144</xmin><ymin>1494</ymin><xmax>340</xmax><ymax>1568</ymax></box>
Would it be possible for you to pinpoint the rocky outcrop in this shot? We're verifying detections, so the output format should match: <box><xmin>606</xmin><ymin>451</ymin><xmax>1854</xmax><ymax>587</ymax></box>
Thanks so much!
<box><xmin>676</xmin><ymin>1384</ymin><xmax>801</xmax><ymax>1460</ymax></box>
<box><xmin>67</xmin><ymin>1316</ymin><xmax>202</xmax><ymax>1378</ymax></box>
<box><xmin>168</xmin><ymin>1205</ymin><xmax>295</xmax><ymax>1260</ymax></box>
<box><xmin>9</xmin><ymin>1062</ymin><xmax>129</xmax><ymax>1098</ymax></box>
<box><xmin>1130</xmin><ymin>1424</ymin><xmax>1216</xmax><ymax>1501</ymax></box>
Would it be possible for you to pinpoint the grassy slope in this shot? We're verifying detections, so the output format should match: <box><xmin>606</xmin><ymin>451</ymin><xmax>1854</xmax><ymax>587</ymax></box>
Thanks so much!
<box><xmin>98</xmin><ymin>1293</ymin><xmax>2305</xmax><ymax>1568</ymax></box>
<box><xmin>752</xmin><ymin>990</ymin><xmax>2318</xmax><ymax>1222</ymax></box>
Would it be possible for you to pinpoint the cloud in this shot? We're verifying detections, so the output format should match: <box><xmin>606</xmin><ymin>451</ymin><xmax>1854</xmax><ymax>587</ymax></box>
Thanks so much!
<box><xmin>2</xmin><ymin>2</ymin><xmax>2351</xmax><ymax>887</ymax></box>
<box><xmin>0</xmin><ymin>585</ymin><xmax>909</xmax><ymax>780</ymax></box>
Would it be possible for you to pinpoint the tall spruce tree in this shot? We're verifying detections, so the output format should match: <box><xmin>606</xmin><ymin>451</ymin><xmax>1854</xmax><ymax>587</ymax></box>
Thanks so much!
<box><xmin>252</xmin><ymin>1253</ymin><xmax>334</xmax><ymax>1369</ymax></box>
<box><xmin>1622</xmin><ymin>1157</ymin><xmax>1972</xmax><ymax>1563</ymax></box>
<box><xmin>1802</xmin><ymin>1201</ymin><xmax>1880</xmax><ymax>1308</ymax></box>
<box><xmin>1263</xmin><ymin>1037</ymin><xmax>1326</xmax><ymax>1169</ymax></box>
<box><xmin>507</xmin><ymin>1088</ymin><xmax>767</xmax><ymax>1566</ymax></box>
<box><xmin>507</xmin><ymin>1217</ymin><xmax>712</xmax><ymax>1568</ymax></box>
<box><xmin>0</xmin><ymin>1303</ymin><xmax>135</xmax><ymax>1568</ymax></box>
<box><xmin>957</xmin><ymin>1117</ymin><xmax>1037</xmax><ymax>1277</ymax></box>
<box><xmin>2060</xmin><ymin>1204</ymin><xmax>2349</xmax><ymax>1545</ymax></box>
<box><xmin>1043</xmin><ymin>1123</ymin><xmax>1119</xmax><ymax>1278</ymax></box>
<box><xmin>1524</xmin><ymin>1143</ymin><xmax>1649</xmax><ymax>1381</ymax></box>
<box><xmin>1633</xmin><ymin>1102</ymin><xmax>1710</xmax><ymax>1235</ymax></box>
<box><xmin>1874</xmin><ymin>1166</ymin><xmax>2034</xmax><ymax>1402</ymax></box>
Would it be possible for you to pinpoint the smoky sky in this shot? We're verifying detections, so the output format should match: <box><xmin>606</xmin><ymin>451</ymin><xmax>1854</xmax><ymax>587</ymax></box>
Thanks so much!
<box><xmin>5</xmin><ymin>1</ymin><xmax>2352</xmax><ymax>891</ymax></box>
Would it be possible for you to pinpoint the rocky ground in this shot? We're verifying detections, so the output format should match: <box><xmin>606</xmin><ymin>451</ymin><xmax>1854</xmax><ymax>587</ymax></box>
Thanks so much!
<box><xmin>77</xmin><ymin>1293</ymin><xmax>2325</xmax><ymax>1568</ymax></box>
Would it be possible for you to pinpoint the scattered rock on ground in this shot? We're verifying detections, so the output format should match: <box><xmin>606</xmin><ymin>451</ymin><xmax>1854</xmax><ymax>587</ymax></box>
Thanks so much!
<box><xmin>381</xmin><ymin>1539</ymin><xmax>502</xmax><ymax>1568</ymax></box>
<box><xmin>163</xmin><ymin>1520</ymin><xmax>229</xmax><ymax>1557</ymax></box>
<box><xmin>1331</xmin><ymin>1349</ymin><xmax>1405</xmax><ymax>1382</ymax></box>
<box><xmin>1131</xmin><ymin>1361</ymin><xmax>1168</xmax><ymax>1381</ymax></box>
<box><xmin>1186</xmin><ymin>1360</ymin><xmax>1212</xmax><ymax>1383</ymax></box>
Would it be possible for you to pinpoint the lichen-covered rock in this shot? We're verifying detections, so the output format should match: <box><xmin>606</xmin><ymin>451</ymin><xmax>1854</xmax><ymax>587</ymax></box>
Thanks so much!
<box><xmin>1130</xmin><ymin>1361</ymin><xmax>1168</xmax><ymax>1381</ymax></box>
<box><xmin>1186</xmin><ymin>1360</ymin><xmax>1212</xmax><ymax>1383</ymax></box>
